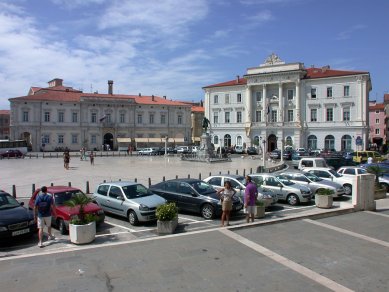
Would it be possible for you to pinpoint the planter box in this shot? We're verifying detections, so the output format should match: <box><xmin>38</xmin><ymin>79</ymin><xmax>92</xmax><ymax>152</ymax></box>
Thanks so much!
<box><xmin>255</xmin><ymin>206</ymin><xmax>265</xmax><ymax>218</ymax></box>
<box><xmin>315</xmin><ymin>195</ymin><xmax>333</xmax><ymax>209</ymax></box>
<box><xmin>374</xmin><ymin>189</ymin><xmax>387</xmax><ymax>200</ymax></box>
<box><xmin>69</xmin><ymin>221</ymin><xmax>96</xmax><ymax>244</ymax></box>
<box><xmin>157</xmin><ymin>217</ymin><xmax>178</xmax><ymax>235</ymax></box>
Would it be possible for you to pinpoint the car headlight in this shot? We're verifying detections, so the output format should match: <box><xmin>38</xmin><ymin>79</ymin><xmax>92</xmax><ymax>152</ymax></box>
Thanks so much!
<box><xmin>0</xmin><ymin>226</ymin><xmax>7</xmax><ymax>231</ymax></box>
<box><xmin>139</xmin><ymin>204</ymin><xmax>150</xmax><ymax>211</ymax></box>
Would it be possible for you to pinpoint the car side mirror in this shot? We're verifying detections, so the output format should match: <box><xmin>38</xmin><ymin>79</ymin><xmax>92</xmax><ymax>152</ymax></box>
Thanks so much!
<box><xmin>117</xmin><ymin>195</ymin><xmax>125</xmax><ymax>201</ymax></box>
<box><xmin>20</xmin><ymin>201</ymin><xmax>24</xmax><ymax>206</ymax></box>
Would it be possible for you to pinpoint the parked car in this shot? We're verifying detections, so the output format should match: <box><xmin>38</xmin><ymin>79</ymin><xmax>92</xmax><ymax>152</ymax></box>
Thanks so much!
<box><xmin>93</xmin><ymin>181</ymin><xmax>166</xmax><ymax>225</ymax></box>
<box><xmin>337</xmin><ymin>166</ymin><xmax>389</xmax><ymax>192</ymax></box>
<box><xmin>28</xmin><ymin>186</ymin><xmax>105</xmax><ymax>234</ymax></box>
<box><xmin>0</xmin><ymin>191</ymin><xmax>37</xmax><ymax>240</ymax></box>
<box><xmin>280</xmin><ymin>172</ymin><xmax>345</xmax><ymax>197</ymax></box>
<box><xmin>0</xmin><ymin>149</ymin><xmax>24</xmax><ymax>159</ymax></box>
<box><xmin>353</xmin><ymin>151</ymin><xmax>384</xmax><ymax>164</ymax></box>
<box><xmin>248</xmin><ymin>173</ymin><xmax>312</xmax><ymax>206</ymax></box>
<box><xmin>149</xmin><ymin>179</ymin><xmax>243</xmax><ymax>219</ymax></box>
<box><xmin>235</xmin><ymin>145</ymin><xmax>245</xmax><ymax>154</ymax></box>
<box><xmin>138</xmin><ymin>148</ymin><xmax>159</xmax><ymax>155</ymax></box>
<box><xmin>283</xmin><ymin>150</ymin><xmax>293</xmax><ymax>160</ymax></box>
<box><xmin>246</xmin><ymin>147</ymin><xmax>258</xmax><ymax>155</ymax></box>
<box><xmin>298</xmin><ymin>157</ymin><xmax>329</xmax><ymax>170</ymax></box>
<box><xmin>304</xmin><ymin>167</ymin><xmax>354</xmax><ymax>195</ymax></box>
<box><xmin>203</xmin><ymin>174</ymin><xmax>278</xmax><ymax>208</ymax></box>
<box><xmin>176</xmin><ymin>146</ymin><xmax>190</xmax><ymax>154</ymax></box>
<box><xmin>324</xmin><ymin>156</ymin><xmax>357</xmax><ymax>170</ymax></box>
<box><xmin>270</xmin><ymin>150</ymin><xmax>281</xmax><ymax>159</ymax></box>
<box><xmin>359</xmin><ymin>162</ymin><xmax>389</xmax><ymax>174</ymax></box>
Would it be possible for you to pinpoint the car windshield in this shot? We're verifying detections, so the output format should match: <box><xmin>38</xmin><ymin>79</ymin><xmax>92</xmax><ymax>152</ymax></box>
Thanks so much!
<box><xmin>0</xmin><ymin>193</ymin><xmax>20</xmax><ymax>210</ymax></box>
<box><xmin>304</xmin><ymin>173</ymin><xmax>322</xmax><ymax>182</ymax></box>
<box><xmin>329</xmin><ymin>169</ymin><xmax>342</xmax><ymax>177</ymax></box>
<box><xmin>54</xmin><ymin>190</ymin><xmax>86</xmax><ymax>205</ymax></box>
<box><xmin>275</xmin><ymin>175</ymin><xmax>294</xmax><ymax>186</ymax></box>
<box><xmin>189</xmin><ymin>181</ymin><xmax>215</xmax><ymax>195</ymax></box>
<box><xmin>122</xmin><ymin>184</ymin><xmax>153</xmax><ymax>199</ymax></box>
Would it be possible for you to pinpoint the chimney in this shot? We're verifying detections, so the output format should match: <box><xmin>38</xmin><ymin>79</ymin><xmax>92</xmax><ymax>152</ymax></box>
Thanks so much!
<box><xmin>321</xmin><ymin>65</ymin><xmax>330</xmax><ymax>73</ymax></box>
<box><xmin>138</xmin><ymin>93</ymin><xmax>141</xmax><ymax>96</ymax></box>
<box><xmin>48</xmin><ymin>78</ymin><xmax>63</xmax><ymax>88</ymax></box>
<box><xmin>152</xmin><ymin>95</ymin><xmax>155</xmax><ymax>101</ymax></box>
<box><xmin>108</xmin><ymin>80</ymin><xmax>113</xmax><ymax>95</ymax></box>
<box><xmin>163</xmin><ymin>95</ymin><xmax>166</xmax><ymax>99</ymax></box>
<box><xmin>236</xmin><ymin>75</ymin><xmax>240</xmax><ymax>83</ymax></box>
<box><xmin>200</xmin><ymin>100</ymin><xmax>204</xmax><ymax>107</ymax></box>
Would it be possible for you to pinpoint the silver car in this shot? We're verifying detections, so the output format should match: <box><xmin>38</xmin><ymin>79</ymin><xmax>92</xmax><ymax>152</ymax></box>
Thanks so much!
<box><xmin>249</xmin><ymin>173</ymin><xmax>312</xmax><ymax>206</ymax></box>
<box><xmin>280</xmin><ymin>172</ymin><xmax>345</xmax><ymax>197</ymax></box>
<box><xmin>93</xmin><ymin>181</ymin><xmax>166</xmax><ymax>225</ymax></box>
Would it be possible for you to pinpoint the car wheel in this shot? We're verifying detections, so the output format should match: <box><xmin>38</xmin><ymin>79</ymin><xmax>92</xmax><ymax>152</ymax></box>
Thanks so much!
<box><xmin>201</xmin><ymin>204</ymin><xmax>215</xmax><ymax>219</ymax></box>
<box><xmin>287</xmin><ymin>194</ymin><xmax>300</xmax><ymax>206</ymax></box>
<box><xmin>58</xmin><ymin>219</ymin><xmax>67</xmax><ymax>235</ymax></box>
<box><xmin>344</xmin><ymin>184</ymin><xmax>352</xmax><ymax>195</ymax></box>
<box><xmin>379</xmin><ymin>182</ymin><xmax>389</xmax><ymax>192</ymax></box>
<box><xmin>128</xmin><ymin>210</ymin><xmax>139</xmax><ymax>226</ymax></box>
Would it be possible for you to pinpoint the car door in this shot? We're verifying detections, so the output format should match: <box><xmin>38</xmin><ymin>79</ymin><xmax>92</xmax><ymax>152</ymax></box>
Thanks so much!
<box><xmin>177</xmin><ymin>182</ymin><xmax>200</xmax><ymax>212</ymax></box>
<box><xmin>107</xmin><ymin>185</ymin><xmax>127</xmax><ymax>216</ymax></box>
<box><xmin>154</xmin><ymin>181</ymin><xmax>183</xmax><ymax>208</ymax></box>
<box><xmin>94</xmin><ymin>184</ymin><xmax>112</xmax><ymax>212</ymax></box>
<box><xmin>264</xmin><ymin>176</ymin><xmax>286</xmax><ymax>200</ymax></box>
<box><xmin>206</xmin><ymin>177</ymin><xmax>223</xmax><ymax>191</ymax></box>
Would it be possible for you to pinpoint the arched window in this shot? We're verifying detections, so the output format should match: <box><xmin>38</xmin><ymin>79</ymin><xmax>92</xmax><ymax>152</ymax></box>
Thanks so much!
<box><xmin>236</xmin><ymin>136</ymin><xmax>242</xmax><ymax>146</ymax></box>
<box><xmin>341</xmin><ymin>135</ymin><xmax>352</xmax><ymax>151</ymax></box>
<box><xmin>253</xmin><ymin>136</ymin><xmax>260</xmax><ymax>147</ymax></box>
<box><xmin>213</xmin><ymin>136</ymin><xmax>219</xmax><ymax>145</ymax></box>
<box><xmin>324</xmin><ymin>135</ymin><xmax>335</xmax><ymax>150</ymax></box>
<box><xmin>307</xmin><ymin>135</ymin><xmax>317</xmax><ymax>150</ymax></box>
<box><xmin>224</xmin><ymin>134</ymin><xmax>231</xmax><ymax>147</ymax></box>
<box><xmin>285</xmin><ymin>136</ymin><xmax>293</xmax><ymax>146</ymax></box>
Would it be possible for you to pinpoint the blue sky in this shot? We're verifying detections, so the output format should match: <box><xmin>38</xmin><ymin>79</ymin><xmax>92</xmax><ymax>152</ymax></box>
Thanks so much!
<box><xmin>0</xmin><ymin>0</ymin><xmax>388</xmax><ymax>109</ymax></box>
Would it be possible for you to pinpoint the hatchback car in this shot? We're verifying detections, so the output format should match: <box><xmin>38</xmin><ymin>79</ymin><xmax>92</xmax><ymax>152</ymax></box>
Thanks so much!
<box><xmin>235</xmin><ymin>146</ymin><xmax>244</xmax><ymax>154</ymax></box>
<box><xmin>304</xmin><ymin>167</ymin><xmax>353</xmax><ymax>195</ymax></box>
<box><xmin>149</xmin><ymin>178</ymin><xmax>243</xmax><ymax>219</ymax></box>
<box><xmin>93</xmin><ymin>181</ymin><xmax>166</xmax><ymax>225</ymax></box>
<box><xmin>337</xmin><ymin>166</ymin><xmax>389</xmax><ymax>192</ymax></box>
<box><xmin>248</xmin><ymin>173</ymin><xmax>312</xmax><ymax>206</ymax></box>
<box><xmin>270</xmin><ymin>150</ymin><xmax>281</xmax><ymax>159</ymax></box>
<box><xmin>0</xmin><ymin>149</ymin><xmax>24</xmax><ymax>159</ymax></box>
<box><xmin>246</xmin><ymin>147</ymin><xmax>258</xmax><ymax>155</ymax></box>
<box><xmin>28</xmin><ymin>186</ymin><xmax>105</xmax><ymax>234</ymax></box>
<box><xmin>0</xmin><ymin>191</ymin><xmax>37</xmax><ymax>240</ymax></box>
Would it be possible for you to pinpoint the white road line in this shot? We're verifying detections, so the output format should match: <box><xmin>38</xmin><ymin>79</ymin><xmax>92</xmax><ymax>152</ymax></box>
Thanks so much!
<box><xmin>219</xmin><ymin>228</ymin><xmax>353</xmax><ymax>292</ymax></box>
<box><xmin>364</xmin><ymin>210</ymin><xmax>389</xmax><ymax>218</ymax></box>
<box><xmin>277</xmin><ymin>205</ymin><xmax>315</xmax><ymax>212</ymax></box>
<box><xmin>104</xmin><ymin>221</ymin><xmax>136</xmax><ymax>232</ymax></box>
<box><xmin>96</xmin><ymin>231</ymin><xmax>130</xmax><ymax>237</ymax></box>
<box><xmin>303</xmin><ymin>219</ymin><xmax>389</xmax><ymax>248</ymax></box>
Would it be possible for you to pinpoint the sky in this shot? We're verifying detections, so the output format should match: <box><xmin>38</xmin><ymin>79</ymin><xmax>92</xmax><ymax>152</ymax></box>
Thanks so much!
<box><xmin>0</xmin><ymin>0</ymin><xmax>388</xmax><ymax>109</ymax></box>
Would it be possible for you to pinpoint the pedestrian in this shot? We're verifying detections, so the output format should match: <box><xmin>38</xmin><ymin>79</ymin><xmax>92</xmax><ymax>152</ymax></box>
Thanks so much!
<box><xmin>90</xmin><ymin>151</ymin><xmax>94</xmax><ymax>165</ymax></box>
<box><xmin>217</xmin><ymin>180</ymin><xmax>236</xmax><ymax>227</ymax></box>
<box><xmin>34</xmin><ymin>186</ymin><xmax>55</xmax><ymax>248</ymax></box>
<box><xmin>244</xmin><ymin>175</ymin><xmax>258</xmax><ymax>223</ymax></box>
<box><xmin>367</xmin><ymin>156</ymin><xmax>373</xmax><ymax>164</ymax></box>
<box><xmin>129</xmin><ymin>145</ymin><xmax>133</xmax><ymax>156</ymax></box>
<box><xmin>63</xmin><ymin>150</ymin><xmax>70</xmax><ymax>169</ymax></box>
<box><xmin>80</xmin><ymin>148</ymin><xmax>84</xmax><ymax>160</ymax></box>
<box><xmin>127</xmin><ymin>145</ymin><xmax>130</xmax><ymax>155</ymax></box>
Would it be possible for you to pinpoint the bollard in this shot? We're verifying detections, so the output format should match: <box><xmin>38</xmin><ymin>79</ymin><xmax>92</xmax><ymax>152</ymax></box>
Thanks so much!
<box><xmin>243</xmin><ymin>169</ymin><xmax>246</xmax><ymax>176</ymax></box>
<box><xmin>12</xmin><ymin>185</ymin><xmax>16</xmax><ymax>198</ymax></box>
<box><xmin>188</xmin><ymin>174</ymin><xmax>190</xmax><ymax>179</ymax></box>
<box><xmin>163</xmin><ymin>176</ymin><xmax>165</xmax><ymax>182</ymax></box>
<box><xmin>227</xmin><ymin>170</ymin><xmax>230</xmax><ymax>174</ymax></box>
<box><xmin>51</xmin><ymin>182</ymin><xmax>54</xmax><ymax>186</ymax></box>
<box><xmin>176</xmin><ymin>175</ymin><xmax>178</xmax><ymax>179</ymax></box>
<box><xmin>32</xmin><ymin>183</ymin><xmax>35</xmax><ymax>194</ymax></box>
<box><xmin>86</xmin><ymin>181</ymin><xmax>90</xmax><ymax>194</ymax></box>
<box><xmin>219</xmin><ymin>171</ymin><xmax>221</xmax><ymax>174</ymax></box>
<box><xmin>148</xmin><ymin>178</ymin><xmax>151</xmax><ymax>187</ymax></box>
<box><xmin>199</xmin><ymin>173</ymin><xmax>201</xmax><ymax>180</ymax></box>
<box><xmin>250</xmin><ymin>168</ymin><xmax>252</xmax><ymax>174</ymax></box>
<box><xmin>68</xmin><ymin>182</ymin><xmax>71</xmax><ymax>187</ymax></box>
<box><xmin>103</xmin><ymin>180</ymin><xmax>106</xmax><ymax>183</ymax></box>
<box><xmin>209</xmin><ymin>172</ymin><xmax>211</xmax><ymax>177</ymax></box>
<box><xmin>119</xmin><ymin>178</ymin><xmax>121</xmax><ymax>181</ymax></box>
<box><xmin>236</xmin><ymin>169</ymin><xmax>238</xmax><ymax>175</ymax></box>
<box><xmin>135</xmin><ymin>178</ymin><xmax>137</xmax><ymax>182</ymax></box>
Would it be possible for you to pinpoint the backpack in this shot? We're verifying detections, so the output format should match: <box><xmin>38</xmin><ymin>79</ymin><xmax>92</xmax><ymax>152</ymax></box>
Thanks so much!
<box><xmin>36</xmin><ymin>194</ymin><xmax>52</xmax><ymax>215</ymax></box>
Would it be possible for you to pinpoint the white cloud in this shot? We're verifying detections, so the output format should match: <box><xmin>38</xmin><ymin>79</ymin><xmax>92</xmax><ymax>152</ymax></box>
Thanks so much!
<box><xmin>336</xmin><ymin>24</ymin><xmax>367</xmax><ymax>40</ymax></box>
<box><xmin>50</xmin><ymin>0</ymin><xmax>105</xmax><ymax>9</ymax></box>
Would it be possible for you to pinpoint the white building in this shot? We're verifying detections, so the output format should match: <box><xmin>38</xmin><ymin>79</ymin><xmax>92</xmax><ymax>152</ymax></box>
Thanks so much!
<box><xmin>203</xmin><ymin>54</ymin><xmax>371</xmax><ymax>153</ymax></box>
<box><xmin>9</xmin><ymin>79</ymin><xmax>192</xmax><ymax>151</ymax></box>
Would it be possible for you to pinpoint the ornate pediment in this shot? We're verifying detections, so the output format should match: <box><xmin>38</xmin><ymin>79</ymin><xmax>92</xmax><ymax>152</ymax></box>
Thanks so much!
<box><xmin>263</xmin><ymin>53</ymin><xmax>285</xmax><ymax>66</ymax></box>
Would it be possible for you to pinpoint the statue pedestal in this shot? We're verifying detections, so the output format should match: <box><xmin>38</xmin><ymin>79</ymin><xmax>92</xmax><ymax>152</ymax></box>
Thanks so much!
<box><xmin>197</xmin><ymin>133</ymin><xmax>214</xmax><ymax>161</ymax></box>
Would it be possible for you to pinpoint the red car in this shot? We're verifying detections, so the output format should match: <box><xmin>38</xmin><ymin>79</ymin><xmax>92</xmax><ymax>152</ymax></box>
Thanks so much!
<box><xmin>0</xmin><ymin>150</ymin><xmax>24</xmax><ymax>159</ymax></box>
<box><xmin>28</xmin><ymin>186</ymin><xmax>105</xmax><ymax>234</ymax></box>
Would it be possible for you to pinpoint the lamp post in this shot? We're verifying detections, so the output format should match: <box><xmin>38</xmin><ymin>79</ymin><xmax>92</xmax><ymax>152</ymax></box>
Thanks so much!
<box><xmin>164</xmin><ymin>136</ymin><xmax>168</xmax><ymax>156</ymax></box>
<box><xmin>260</xmin><ymin>136</ymin><xmax>266</xmax><ymax>171</ymax></box>
<box><xmin>280</xmin><ymin>136</ymin><xmax>284</xmax><ymax>163</ymax></box>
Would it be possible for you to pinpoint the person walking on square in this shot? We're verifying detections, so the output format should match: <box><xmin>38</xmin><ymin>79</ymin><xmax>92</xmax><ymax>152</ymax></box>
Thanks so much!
<box><xmin>34</xmin><ymin>186</ymin><xmax>55</xmax><ymax>248</ymax></box>
<box><xmin>244</xmin><ymin>175</ymin><xmax>258</xmax><ymax>223</ymax></box>
<box><xmin>63</xmin><ymin>150</ymin><xmax>70</xmax><ymax>169</ymax></box>
<box><xmin>217</xmin><ymin>180</ymin><xmax>236</xmax><ymax>227</ymax></box>
<box><xmin>90</xmin><ymin>151</ymin><xmax>94</xmax><ymax>165</ymax></box>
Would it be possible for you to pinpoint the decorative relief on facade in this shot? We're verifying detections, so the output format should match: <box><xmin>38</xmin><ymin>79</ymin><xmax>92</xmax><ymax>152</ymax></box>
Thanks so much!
<box><xmin>263</xmin><ymin>53</ymin><xmax>284</xmax><ymax>66</ymax></box>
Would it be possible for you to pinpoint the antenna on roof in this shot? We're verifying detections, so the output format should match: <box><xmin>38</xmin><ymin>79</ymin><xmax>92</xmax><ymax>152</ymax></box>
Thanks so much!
<box><xmin>90</xmin><ymin>84</ymin><xmax>93</xmax><ymax>93</ymax></box>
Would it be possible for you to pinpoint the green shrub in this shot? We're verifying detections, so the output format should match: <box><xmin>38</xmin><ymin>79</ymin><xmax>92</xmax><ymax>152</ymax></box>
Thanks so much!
<box><xmin>64</xmin><ymin>193</ymin><xmax>96</xmax><ymax>225</ymax></box>
<box><xmin>255</xmin><ymin>199</ymin><xmax>265</xmax><ymax>207</ymax></box>
<box><xmin>156</xmin><ymin>202</ymin><xmax>178</xmax><ymax>221</ymax></box>
<box><xmin>316</xmin><ymin>188</ymin><xmax>334</xmax><ymax>196</ymax></box>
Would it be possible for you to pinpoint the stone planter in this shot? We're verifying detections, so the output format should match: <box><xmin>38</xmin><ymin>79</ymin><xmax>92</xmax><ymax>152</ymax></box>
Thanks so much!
<box><xmin>69</xmin><ymin>221</ymin><xmax>96</xmax><ymax>244</ymax></box>
<box><xmin>374</xmin><ymin>189</ymin><xmax>387</xmax><ymax>200</ymax></box>
<box><xmin>157</xmin><ymin>217</ymin><xmax>178</xmax><ymax>235</ymax></box>
<box><xmin>255</xmin><ymin>206</ymin><xmax>266</xmax><ymax>218</ymax></box>
<box><xmin>315</xmin><ymin>195</ymin><xmax>333</xmax><ymax>209</ymax></box>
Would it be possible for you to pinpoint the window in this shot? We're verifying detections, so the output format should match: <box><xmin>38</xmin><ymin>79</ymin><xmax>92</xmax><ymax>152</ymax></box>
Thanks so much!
<box><xmin>344</xmin><ymin>85</ymin><xmax>350</xmax><ymax>97</ymax></box>
<box><xmin>91</xmin><ymin>113</ymin><xmax>97</xmax><ymax>123</ymax></box>
<box><xmin>58</xmin><ymin>112</ymin><xmax>64</xmax><ymax>123</ymax></box>
<box><xmin>149</xmin><ymin>114</ymin><xmax>154</xmax><ymax>124</ymax></box>
<box><xmin>177</xmin><ymin>115</ymin><xmax>182</xmax><ymax>124</ymax></box>
<box><xmin>106</xmin><ymin>114</ymin><xmax>111</xmax><ymax>123</ymax></box>
<box><xmin>237</xmin><ymin>136</ymin><xmax>242</xmax><ymax>146</ymax></box>
<box><xmin>287</xmin><ymin>110</ymin><xmax>293</xmax><ymax>122</ymax></box>
<box><xmin>255</xmin><ymin>111</ymin><xmax>262</xmax><ymax>122</ymax></box>
<box><xmin>225</xmin><ymin>94</ymin><xmax>230</xmax><ymax>104</ymax></box>
<box><xmin>58</xmin><ymin>135</ymin><xmax>64</xmax><ymax>144</ymax></box>
<box><xmin>237</xmin><ymin>93</ymin><xmax>242</xmax><ymax>103</ymax></box>
<box><xmin>22</xmin><ymin>111</ymin><xmax>29</xmax><ymax>122</ymax></box>
<box><xmin>91</xmin><ymin>135</ymin><xmax>97</xmax><ymax>144</ymax></box>
<box><xmin>327</xmin><ymin>87</ymin><xmax>333</xmax><ymax>98</ymax></box>
<box><xmin>324</xmin><ymin>135</ymin><xmax>335</xmax><ymax>150</ymax></box>
<box><xmin>214</xmin><ymin>95</ymin><xmax>218</xmax><ymax>104</ymax></box>
<box><xmin>214</xmin><ymin>136</ymin><xmax>219</xmax><ymax>145</ymax></box>
<box><xmin>326</xmin><ymin>108</ymin><xmax>333</xmax><ymax>121</ymax></box>
<box><xmin>341</xmin><ymin>135</ymin><xmax>352</xmax><ymax>151</ymax></box>
<box><xmin>236</xmin><ymin>111</ymin><xmax>242</xmax><ymax>123</ymax></box>
<box><xmin>137</xmin><ymin>114</ymin><xmax>142</xmax><ymax>124</ymax></box>
<box><xmin>343</xmin><ymin>107</ymin><xmax>350</xmax><ymax>121</ymax></box>
<box><xmin>120</xmin><ymin>113</ymin><xmax>125</xmax><ymax>123</ymax></box>
<box><xmin>375</xmin><ymin>110</ymin><xmax>379</xmax><ymax>114</ymax></box>
<box><xmin>255</xmin><ymin>92</ymin><xmax>262</xmax><ymax>102</ymax></box>
<box><xmin>376</xmin><ymin>119</ymin><xmax>379</xmax><ymax>124</ymax></box>
<box><xmin>311</xmin><ymin>88</ymin><xmax>317</xmax><ymax>99</ymax></box>
<box><xmin>44</xmin><ymin>112</ymin><xmax>50</xmax><ymax>122</ymax></box>
<box><xmin>161</xmin><ymin>114</ymin><xmax>166</xmax><ymax>124</ymax></box>
<box><xmin>307</xmin><ymin>135</ymin><xmax>317</xmax><ymax>150</ymax></box>
<box><xmin>71</xmin><ymin>134</ymin><xmax>78</xmax><ymax>144</ymax></box>
<box><xmin>375</xmin><ymin>129</ymin><xmax>380</xmax><ymax>135</ymax></box>
<box><xmin>225</xmin><ymin>112</ymin><xmax>230</xmax><ymax>123</ymax></box>
<box><xmin>42</xmin><ymin>134</ymin><xmax>50</xmax><ymax>145</ymax></box>
<box><xmin>311</xmin><ymin>108</ymin><xmax>317</xmax><ymax>122</ymax></box>
<box><xmin>72</xmin><ymin>112</ymin><xmax>78</xmax><ymax>123</ymax></box>
<box><xmin>287</xmin><ymin>89</ymin><xmax>294</xmax><ymax>100</ymax></box>
<box><xmin>271</xmin><ymin>110</ymin><xmax>277</xmax><ymax>122</ymax></box>
<box><xmin>213</xmin><ymin>112</ymin><xmax>219</xmax><ymax>124</ymax></box>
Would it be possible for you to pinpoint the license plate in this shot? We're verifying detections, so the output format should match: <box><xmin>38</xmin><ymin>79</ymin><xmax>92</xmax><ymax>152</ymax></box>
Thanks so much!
<box><xmin>234</xmin><ymin>205</ymin><xmax>242</xmax><ymax>211</ymax></box>
<box><xmin>12</xmin><ymin>228</ymin><xmax>30</xmax><ymax>236</ymax></box>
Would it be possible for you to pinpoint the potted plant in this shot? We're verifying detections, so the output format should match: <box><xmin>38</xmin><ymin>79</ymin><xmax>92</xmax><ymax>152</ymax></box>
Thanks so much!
<box><xmin>156</xmin><ymin>202</ymin><xmax>178</xmax><ymax>234</ymax></box>
<box><xmin>64</xmin><ymin>194</ymin><xmax>97</xmax><ymax>244</ymax></box>
<box><xmin>315</xmin><ymin>188</ymin><xmax>334</xmax><ymax>209</ymax></box>
<box><xmin>254</xmin><ymin>199</ymin><xmax>266</xmax><ymax>218</ymax></box>
<box><xmin>367</xmin><ymin>165</ymin><xmax>387</xmax><ymax>199</ymax></box>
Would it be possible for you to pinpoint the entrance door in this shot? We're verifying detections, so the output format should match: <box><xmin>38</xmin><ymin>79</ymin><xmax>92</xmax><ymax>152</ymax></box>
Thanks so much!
<box><xmin>103</xmin><ymin>133</ymin><xmax>114</xmax><ymax>150</ymax></box>
<box><xmin>268</xmin><ymin>134</ymin><xmax>277</xmax><ymax>152</ymax></box>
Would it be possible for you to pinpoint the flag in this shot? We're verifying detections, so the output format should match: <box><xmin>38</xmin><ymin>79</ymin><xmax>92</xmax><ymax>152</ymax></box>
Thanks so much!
<box><xmin>99</xmin><ymin>115</ymin><xmax>107</xmax><ymax>122</ymax></box>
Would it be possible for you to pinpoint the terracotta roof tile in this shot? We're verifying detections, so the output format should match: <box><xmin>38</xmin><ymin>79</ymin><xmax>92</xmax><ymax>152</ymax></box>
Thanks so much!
<box><xmin>191</xmin><ymin>106</ymin><xmax>204</xmax><ymax>112</ymax></box>
<box><xmin>134</xmin><ymin>95</ymin><xmax>189</xmax><ymax>106</ymax></box>
<box><xmin>305</xmin><ymin>67</ymin><xmax>368</xmax><ymax>79</ymax></box>
<box><xmin>203</xmin><ymin>78</ymin><xmax>247</xmax><ymax>89</ymax></box>
<box><xmin>384</xmin><ymin>94</ymin><xmax>389</xmax><ymax>102</ymax></box>
<box><xmin>369</xmin><ymin>103</ymin><xmax>385</xmax><ymax>110</ymax></box>
<box><xmin>0</xmin><ymin>110</ymin><xmax>10</xmax><ymax>115</ymax></box>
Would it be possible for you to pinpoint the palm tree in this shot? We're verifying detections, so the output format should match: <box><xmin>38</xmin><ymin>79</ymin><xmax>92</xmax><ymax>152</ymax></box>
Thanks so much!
<box><xmin>367</xmin><ymin>165</ymin><xmax>383</xmax><ymax>187</ymax></box>
<box><xmin>64</xmin><ymin>193</ymin><xmax>94</xmax><ymax>224</ymax></box>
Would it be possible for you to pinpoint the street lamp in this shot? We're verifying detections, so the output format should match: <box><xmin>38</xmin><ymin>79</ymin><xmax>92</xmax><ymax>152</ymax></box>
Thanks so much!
<box><xmin>260</xmin><ymin>136</ymin><xmax>266</xmax><ymax>170</ymax></box>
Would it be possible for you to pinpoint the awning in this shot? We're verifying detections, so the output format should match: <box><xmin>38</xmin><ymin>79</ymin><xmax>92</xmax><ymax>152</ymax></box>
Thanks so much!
<box><xmin>193</xmin><ymin>137</ymin><xmax>201</xmax><ymax>142</ymax></box>
<box><xmin>133</xmin><ymin>138</ymin><xmax>186</xmax><ymax>143</ymax></box>
<box><xmin>117</xmin><ymin>138</ymin><xmax>131</xmax><ymax>143</ymax></box>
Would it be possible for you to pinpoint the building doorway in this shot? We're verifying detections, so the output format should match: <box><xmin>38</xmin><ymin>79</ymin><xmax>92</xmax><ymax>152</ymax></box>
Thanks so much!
<box><xmin>103</xmin><ymin>133</ymin><xmax>114</xmax><ymax>150</ymax></box>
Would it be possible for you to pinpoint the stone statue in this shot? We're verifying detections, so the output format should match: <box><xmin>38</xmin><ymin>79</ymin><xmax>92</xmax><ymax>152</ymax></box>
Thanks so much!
<box><xmin>202</xmin><ymin>117</ymin><xmax>211</xmax><ymax>133</ymax></box>
<box><xmin>264</xmin><ymin>53</ymin><xmax>284</xmax><ymax>65</ymax></box>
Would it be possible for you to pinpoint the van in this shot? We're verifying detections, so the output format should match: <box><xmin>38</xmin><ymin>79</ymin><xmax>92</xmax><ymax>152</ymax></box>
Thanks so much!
<box><xmin>298</xmin><ymin>157</ymin><xmax>329</xmax><ymax>170</ymax></box>
<box><xmin>353</xmin><ymin>151</ymin><xmax>384</xmax><ymax>164</ymax></box>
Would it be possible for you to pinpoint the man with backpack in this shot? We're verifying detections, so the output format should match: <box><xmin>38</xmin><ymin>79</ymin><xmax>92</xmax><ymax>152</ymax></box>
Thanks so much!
<box><xmin>34</xmin><ymin>186</ymin><xmax>55</xmax><ymax>247</ymax></box>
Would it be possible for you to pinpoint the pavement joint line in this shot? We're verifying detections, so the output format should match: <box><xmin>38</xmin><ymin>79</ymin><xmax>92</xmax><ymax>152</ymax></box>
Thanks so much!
<box><xmin>104</xmin><ymin>221</ymin><xmax>136</xmax><ymax>232</ymax></box>
<box><xmin>303</xmin><ymin>219</ymin><xmax>389</xmax><ymax>248</ymax></box>
<box><xmin>364</xmin><ymin>210</ymin><xmax>389</xmax><ymax>218</ymax></box>
<box><xmin>219</xmin><ymin>228</ymin><xmax>353</xmax><ymax>292</ymax></box>
<box><xmin>95</xmin><ymin>231</ymin><xmax>132</xmax><ymax>237</ymax></box>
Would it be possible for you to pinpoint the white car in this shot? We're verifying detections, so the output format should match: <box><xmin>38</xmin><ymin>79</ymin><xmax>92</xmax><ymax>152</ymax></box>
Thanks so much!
<box><xmin>304</xmin><ymin>167</ymin><xmax>353</xmax><ymax>195</ymax></box>
<box><xmin>337</xmin><ymin>166</ymin><xmax>389</xmax><ymax>192</ymax></box>
<box><xmin>235</xmin><ymin>146</ymin><xmax>244</xmax><ymax>154</ymax></box>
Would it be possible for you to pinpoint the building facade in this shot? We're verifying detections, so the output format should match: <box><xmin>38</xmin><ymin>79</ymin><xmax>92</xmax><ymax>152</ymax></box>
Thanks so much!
<box><xmin>0</xmin><ymin>110</ymin><xmax>10</xmax><ymax>139</ymax></box>
<box><xmin>9</xmin><ymin>79</ymin><xmax>194</xmax><ymax>151</ymax></box>
<box><xmin>368</xmin><ymin>101</ymin><xmax>386</xmax><ymax>150</ymax></box>
<box><xmin>203</xmin><ymin>54</ymin><xmax>371</xmax><ymax>152</ymax></box>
